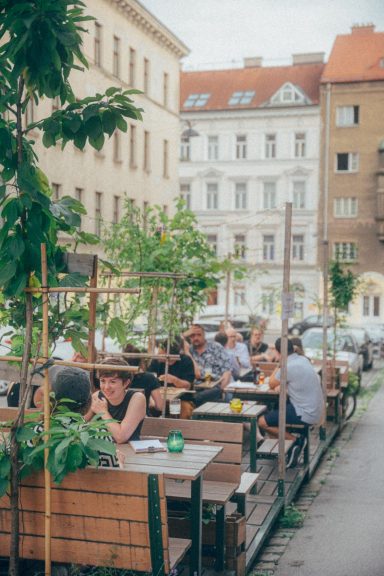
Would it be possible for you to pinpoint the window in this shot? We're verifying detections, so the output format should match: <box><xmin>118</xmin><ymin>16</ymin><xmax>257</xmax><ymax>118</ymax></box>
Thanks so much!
<box><xmin>183</xmin><ymin>93</ymin><xmax>210</xmax><ymax>108</ymax></box>
<box><xmin>363</xmin><ymin>295</ymin><xmax>380</xmax><ymax>317</ymax></box>
<box><xmin>206</xmin><ymin>183</ymin><xmax>218</xmax><ymax>210</ymax></box>
<box><xmin>234</xmin><ymin>234</ymin><xmax>246</xmax><ymax>259</ymax></box>
<box><xmin>180</xmin><ymin>136</ymin><xmax>190</xmax><ymax>161</ymax></box>
<box><xmin>292</xmin><ymin>234</ymin><xmax>305</xmax><ymax>261</ymax></box>
<box><xmin>236</xmin><ymin>135</ymin><xmax>247</xmax><ymax>159</ymax></box>
<box><xmin>265</xmin><ymin>134</ymin><xmax>276</xmax><ymax>158</ymax></box>
<box><xmin>113</xmin><ymin>132</ymin><xmax>121</xmax><ymax>162</ymax></box>
<box><xmin>208</xmin><ymin>135</ymin><xmax>219</xmax><ymax>160</ymax></box>
<box><xmin>334</xmin><ymin>197</ymin><xmax>358</xmax><ymax>218</ymax></box>
<box><xmin>334</xmin><ymin>242</ymin><xmax>358</xmax><ymax>261</ymax></box>
<box><xmin>95</xmin><ymin>192</ymin><xmax>102</xmax><ymax>236</ymax></box>
<box><xmin>293</xmin><ymin>181</ymin><xmax>306</xmax><ymax>209</ymax></box>
<box><xmin>129</xmin><ymin>125</ymin><xmax>137</xmax><ymax>168</ymax></box>
<box><xmin>262</xmin><ymin>290</ymin><xmax>275</xmax><ymax>315</ymax></box>
<box><xmin>228</xmin><ymin>91</ymin><xmax>255</xmax><ymax>105</ymax></box>
<box><xmin>144</xmin><ymin>130</ymin><xmax>150</xmax><ymax>172</ymax></box>
<box><xmin>113</xmin><ymin>36</ymin><xmax>120</xmax><ymax>78</ymax></box>
<box><xmin>336</xmin><ymin>153</ymin><xmax>359</xmax><ymax>172</ymax></box>
<box><xmin>163</xmin><ymin>139</ymin><xmax>169</xmax><ymax>178</ymax></box>
<box><xmin>129</xmin><ymin>48</ymin><xmax>136</xmax><ymax>86</ymax></box>
<box><xmin>294</xmin><ymin>132</ymin><xmax>306</xmax><ymax>158</ymax></box>
<box><xmin>180</xmin><ymin>183</ymin><xmax>191</xmax><ymax>209</ymax></box>
<box><xmin>75</xmin><ymin>187</ymin><xmax>83</xmax><ymax>202</ymax></box>
<box><xmin>263</xmin><ymin>234</ymin><xmax>275</xmax><ymax>261</ymax></box>
<box><xmin>336</xmin><ymin>106</ymin><xmax>359</xmax><ymax>127</ymax></box>
<box><xmin>52</xmin><ymin>96</ymin><xmax>60</xmax><ymax>112</ymax></box>
<box><xmin>163</xmin><ymin>73</ymin><xmax>169</xmax><ymax>107</ymax></box>
<box><xmin>270</xmin><ymin>82</ymin><xmax>307</xmax><ymax>105</ymax></box>
<box><xmin>235</xmin><ymin>182</ymin><xmax>247</xmax><ymax>210</ymax></box>
<box><xmin>52</xmin><ymin>183</ymin><xmax>61</xmax><ymax>200</ymax></box>
<box><xmin>234</xmin><ymin>287</ymin><xmax>246</xmax><ymax>306</ymax></box>
<box><xmin>94</xmin><ymin>22</ymin><xmax>102</xmax><ymax>67</ymax></box>
<box><xmin>113</xmin><ymin>195</ymin><xmax>120</xmax><ymax>224</ymax></box>
<box><xmin>263</xmin><ymin>182</ymin><xmax>277</xmax><ymax>210</ymax></box>
<box><xmin>207</xmin><ymin>234</ymin><xmax>218</xmax><ymax>255</ymax></box>
<box><xmin>144</xmin><ymin>58</ymin><xmax>150</xmax><ymax>94</ymax></box>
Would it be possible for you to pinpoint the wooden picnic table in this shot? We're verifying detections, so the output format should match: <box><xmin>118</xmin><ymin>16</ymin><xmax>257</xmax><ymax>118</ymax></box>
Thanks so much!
<box><xmin>118</xmin><ymin>442</ymin><xmax>222</xmax><ymax>576</ymax></box>
<box><xmin>193</xmin><ymin>378</ymin><xmax>221</xmax><ymax>390</ymax></box>
<box><xmin>192</xmin><ymin>401</ymin><xmax>266</xmax><ymax>473</ymax></box>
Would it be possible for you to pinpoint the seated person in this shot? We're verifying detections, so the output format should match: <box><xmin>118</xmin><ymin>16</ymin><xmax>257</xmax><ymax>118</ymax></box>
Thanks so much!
<box><xmin>215</xmin><ymin>331</ymin><xmax>241</xmax><ymax>380</ymax></box>
<box><xmin>31</xmin><ymin>365</ymin><xmax>119</xmax><ymax>468</ymax></box>
<box><xmin>86</xmin><ymin>357</ymin><xmax>146</xmax><ymax>444</ymax></box>
<box><xmin>124</xmin><ymin>343</ymin><xmax>163</xmax><ymax>414</ymax></box>
<box><xmin>149</xmin><ymin>336</ymin><xmax>196</xmax><ymax>390</ymax></box>
<box><xmin>258</xmin><ymin>338</ymin><xmax>324</xmax><ymax>468</ymax></box>
<box><xmin>225</xmin><ymin>328</ymin><xmax>251</xmax><ymax>378</ymax></box>
<box><xmin>248</xmin><ymin>328</ymin><xmax>270</xmax><ymax>364</ymax></box>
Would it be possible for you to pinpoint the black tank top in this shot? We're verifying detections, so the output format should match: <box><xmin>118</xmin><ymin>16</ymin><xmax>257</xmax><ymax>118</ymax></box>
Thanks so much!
<box><xmin>107</xmin><ymin>390</ymin><xmax>143</xmax><ymax>441</ymax></box>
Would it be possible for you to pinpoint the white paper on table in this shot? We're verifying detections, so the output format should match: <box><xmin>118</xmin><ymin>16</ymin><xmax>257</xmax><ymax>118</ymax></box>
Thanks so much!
<box><xmin>230</xmin><ymin>381</ymin><xmax>257</xmax><ymax>389</ymax></box>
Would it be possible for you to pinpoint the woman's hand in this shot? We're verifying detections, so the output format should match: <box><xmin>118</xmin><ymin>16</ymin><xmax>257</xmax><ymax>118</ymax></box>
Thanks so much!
<box><xmin>91</xmin><ymin>392</ymin><xmax>109</xmax><ymax>415</ymax></box>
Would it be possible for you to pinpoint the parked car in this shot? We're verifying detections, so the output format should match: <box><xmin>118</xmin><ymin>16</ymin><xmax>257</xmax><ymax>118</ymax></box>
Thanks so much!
<box><xmin>288</xmin><ymin>315</ymin><xmax>334</xmax><ymax>336</ymax></box>
<box><xmin>301</xmin><ymin>327</ymin><xmax>363</xmax><ymax>384</ymax></box>
<box><xmin>347</xmin><ymin>326</ymin><xmax>374</xmax><ymax>370</ymax></box>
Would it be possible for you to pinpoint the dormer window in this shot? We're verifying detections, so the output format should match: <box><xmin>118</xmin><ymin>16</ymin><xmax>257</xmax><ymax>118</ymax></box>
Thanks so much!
<box><xmin>228</xmin><ymin>91</ymin><xmax>255</xmax><ymax>105</ymax></box>
<box><xmin>269</xmin><ymin>82</ymin><xmax>310</xmax><ymax>106</ymax></box>
<box><xmin>184</xmin><ymin>93</ymin><xmax>210</xmax><ymax>107</ymax></box>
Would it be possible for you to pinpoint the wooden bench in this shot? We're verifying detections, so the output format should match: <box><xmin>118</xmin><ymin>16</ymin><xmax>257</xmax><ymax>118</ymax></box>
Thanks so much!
<box><xmin>0</xmin><ymin>468</ymin><xmax>190</xmax><ymax>575</ymax></box>
<box><xmin>257</xmin><ymin>423</ymin><xmax>310</xmax><ymax>468</ymax></box>
<box><xmin>142</xmin><ymin>417</ymin><xmax>258</xmax><ymax>571</ymax></box>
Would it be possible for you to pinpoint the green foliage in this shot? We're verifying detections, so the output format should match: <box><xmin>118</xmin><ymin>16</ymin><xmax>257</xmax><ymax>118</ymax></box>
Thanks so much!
<box><xmin>0</xmin><ymin>0</ymin><xmax>142</xmax><ymax>353</ymax></box>
<box><xmin>329</xmin><ymin>260</ymin><xmax>360</xmax><ymax>313</ymax></box>
<box><xmin>0</xmin><ymin>399</ymin><xmax>117</xmax><ymax>496</ymax></box>
<box><xmin>103</xmin><ymin>199</ymin><xmax>246</xmax><ymax>341</ymax></box>
<box><xmin>278</xmin><ymin>504</ymin><xmax>305</xmax><ymax>529</ymax></box>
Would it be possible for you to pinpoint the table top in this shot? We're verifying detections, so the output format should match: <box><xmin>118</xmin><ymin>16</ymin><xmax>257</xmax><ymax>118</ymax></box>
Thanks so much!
<box><xmin>194</xmin><ymin>378</ymin><xmax>221</xmax><ymax>390</ymax></box>
<box><xmin>192</xmin><ymin>400</ymin><xmax>266</xmax><ymax>419</ymax></box>
<box><xmin>118</xmin><ymin>442</ymin><xmax>222</xmax><ymax>481</ymax></box>
<box><xmin>159</xmin><ymin>387</ymin><xmax>194</xmax><ymax>400</ymax></box>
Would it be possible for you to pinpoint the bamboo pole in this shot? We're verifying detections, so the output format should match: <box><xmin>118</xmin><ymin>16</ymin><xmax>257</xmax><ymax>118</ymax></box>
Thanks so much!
<box><xmin>97</xmin><ymin>350</ymin><xmax>180</xmax><ymax>361</ymax></box>
<box><xmin>25</xmin><ymin>287</ymin><xmax>139</xmax><ymax>294</ymax></box>
<box><xmin>277</xmin><ymin>203</ymin><xmax>292</xmax><ymax>498</ymax></box>
<box><xmin>224</xmin><ymin>254</ymin><xmax>231</xmax><ymax>327</ymax></box>
<box><xmin>41</xmin><ymin>244</ymin><xmax>51</xmax><ymax>576</ymax></box>
<box><xmin>0</xmin><ymin>356</ymin><xmax>139</xmax><ymax>373</ymax></box>
<box><xmin>161</xmin><ymin>278</ymin><xmax>178</xmax><ymax>418</ymax></box>
<box><xmin>102</xmin><ymin>275</ymin><xmax>112</xmax><ymax>352</ymax></box>
<box><xmin>88</xmin><ymin>257</ymin><xmax>98</xmax><ymax>388</ymax></box>
<box><xmin>101</xmin><ymin>271</ymin><xmax>187</xmax><ymax>279</ymax></box>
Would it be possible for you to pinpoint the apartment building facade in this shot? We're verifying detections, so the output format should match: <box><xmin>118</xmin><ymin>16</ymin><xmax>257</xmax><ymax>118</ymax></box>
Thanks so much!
<box><xmin>28</xmin><ymin>0</ymin><xmax>188</xmax><ymax>247</ymax></box>
<box><xmin>319</xmin><ymin>24</ymin><xmax>384</xmax><ymax>325</ymax></box>
<box><xmin>180</xmin><ymin>56</ymin><xmax>324</xmax><ymax>328</ymax></box>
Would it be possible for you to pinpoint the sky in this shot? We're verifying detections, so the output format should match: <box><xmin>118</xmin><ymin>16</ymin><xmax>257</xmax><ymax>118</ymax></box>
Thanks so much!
<box><xmin>139</xmin><ymin>0</ymin><xmax>384</xmax><ymax>69</ymax></box>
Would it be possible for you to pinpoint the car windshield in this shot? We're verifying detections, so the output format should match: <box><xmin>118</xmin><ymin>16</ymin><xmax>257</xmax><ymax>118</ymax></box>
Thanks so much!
<box><xmin>302</xmin><ymin>331</ymin><xmax>355</xmax><ymax>353</ymax></box>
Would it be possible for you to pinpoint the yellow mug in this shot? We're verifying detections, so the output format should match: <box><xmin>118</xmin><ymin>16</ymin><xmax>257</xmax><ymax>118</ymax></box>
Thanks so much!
<box><xmin>230</xmin><ymin>398</ymin><xmax>243</xmax><ymax>413</ymax></box>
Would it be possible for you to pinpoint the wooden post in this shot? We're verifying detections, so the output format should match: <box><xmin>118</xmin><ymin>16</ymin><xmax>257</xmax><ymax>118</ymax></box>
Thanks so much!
<box><xmin>88</xmin><ymin>256</ymin><xmax>98</xmax><ymax>384</ymax></box>
<box><xmin>161</xmin><ymin>278</ymin><xmax>178</xmax><ymax>418</ymax></box>
<box><xmin>147</xmin><ymin>284</ymin><xmax>159</xmax><ymax>356</ymax></box>
<box><xmin>278</xmin><ymin>203</ymin><xmax>292</xmax><ymax>498</ymax></box>
<box><xmin>41</xmin><ymin>244</ymin><xmax>51</xmax><ymax>576</ymax></box>
<box><xmin>224</xmin><ymin>254</ymin><xmax>231</xmax><ymax>327</ymax></box>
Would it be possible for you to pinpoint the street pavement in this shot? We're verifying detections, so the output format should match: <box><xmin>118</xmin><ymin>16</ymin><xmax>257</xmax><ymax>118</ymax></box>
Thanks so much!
<box><xmin>273</xmin><ymin>367</ymin><xmax>384</xmax><ymax>576</ymax></box>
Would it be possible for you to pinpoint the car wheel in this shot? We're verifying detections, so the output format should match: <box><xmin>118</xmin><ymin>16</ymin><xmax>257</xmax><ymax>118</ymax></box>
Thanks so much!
<box><xmin>0</xmin><ymin>379</ymin><xmax>8</xmax><ymax>396</ymax></box>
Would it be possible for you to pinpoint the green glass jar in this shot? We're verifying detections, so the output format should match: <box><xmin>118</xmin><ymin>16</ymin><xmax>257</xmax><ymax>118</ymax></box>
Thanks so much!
<box><xmin>167</xmin><ymin>430</ymin><xmax>184</xmax><ymax>453</ymax></box>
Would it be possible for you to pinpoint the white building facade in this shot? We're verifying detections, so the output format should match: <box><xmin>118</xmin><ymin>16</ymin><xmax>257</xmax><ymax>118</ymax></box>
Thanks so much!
<box><xmin>180</xmin><ymin>57</ymin><xmax>324</xmax><ymax>328</ymax></box>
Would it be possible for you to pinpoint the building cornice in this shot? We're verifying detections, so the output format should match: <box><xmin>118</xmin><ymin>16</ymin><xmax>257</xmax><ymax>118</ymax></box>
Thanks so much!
<box><xmin>110</xmin><ymin>0</ymin><xmax>189</xmax><ymax>59</ymax></box>
<box><xmin>180</xmin><ymin>106</ymin><xmax>320</xmax><ymax>122</ymax></box>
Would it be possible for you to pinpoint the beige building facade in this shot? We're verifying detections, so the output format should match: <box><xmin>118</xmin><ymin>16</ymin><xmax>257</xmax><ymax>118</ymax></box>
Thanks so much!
<box><xmin>29</xmin><ymin>0</ymin><xmax>188</xmax><ymax>247</ymax></box>
<box><xmin>319</xmin><ymin>25</ymin><xmax>384</xmax><ymax>324</ymax></box>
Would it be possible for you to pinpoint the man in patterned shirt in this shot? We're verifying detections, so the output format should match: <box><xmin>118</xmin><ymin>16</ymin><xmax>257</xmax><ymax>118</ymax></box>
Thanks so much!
<box><xmin>186</xmin><ymin>323</ymin><xmax>232</xmax><ymax>406</ymax></box>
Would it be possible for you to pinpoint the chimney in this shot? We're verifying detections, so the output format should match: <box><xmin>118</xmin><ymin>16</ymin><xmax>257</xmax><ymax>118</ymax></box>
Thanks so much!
<box><xmin>292</xmin><ymin>52</ymin><xmax>325</xmax><ymax>65</ymax></box>
<box><xmin>243</xmin><ymin>57</ymin><xmax>263</xmax><ymax>68</ymax></box>
<box><xmin>351</xmin><ymin>23</ymin><xmax>375</xmax><ymax>34</ymax></box>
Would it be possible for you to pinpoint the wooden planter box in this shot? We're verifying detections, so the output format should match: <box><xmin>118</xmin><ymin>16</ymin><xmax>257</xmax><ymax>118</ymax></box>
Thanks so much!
<box><xmin>168</xmin><ymin>512</ymin><xmax>246</xmax><ymax>575</ymax></box>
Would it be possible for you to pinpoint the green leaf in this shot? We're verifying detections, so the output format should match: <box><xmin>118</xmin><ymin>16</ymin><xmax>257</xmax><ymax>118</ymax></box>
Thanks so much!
<box><xmin>115</xmin><ymin>115</ymin><xmax>127</xmax><ymax>132</ymax></box>
<box><xmin>0</xmin><ymin>477</ymin><xmax>8</xmax><ymax>498</ymax></box>
<box><xmin>77</xmin><ymin>231</ymin><xmax>99</xmax><ymax>245</ymax></box>
<box><xmin>108</xmin><ymin>317</ymin><xmax>126</xmax><ymax>345</ymax></box>
<box><xmin>106</xmin><ymin>87</ymin><xmax>121</xmax><ymax>97</ymax></box>
<box><xmin>8</xmin><ymin>234</ymin><xmax>25</xmax><ymax>258</ymax></box>
<box><xmin>0</xmin><ymin>456</ymin><xmax>11</xmax><ymax>477</ymax></box>
<box><xmin>89</xmin><ymin>132</ymin><xmax>105</xmax><ymax>151</ymax></box>
<box><xmin>102</xmin><ymin>109</ymin><xmax>116</xmax><ymax>136</ymax></box>
<box><xmin>87</xmin><ymin>438</ymin><xmax>116</xmax><ymax>456</ymax></box>
<box><xmin>0</xmin><ymin>261</ymin><xmax>17</xmax><ymax>286</ymax></box>
<box><xmin>16</xmin><ymin>427</ymin><xmax>36</xmax><ymax>442</ymax></box>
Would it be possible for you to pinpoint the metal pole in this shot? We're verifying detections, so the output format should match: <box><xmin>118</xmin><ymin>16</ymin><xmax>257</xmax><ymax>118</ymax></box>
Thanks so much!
<box><xmin>224</xmin><ymin>254</ymin><xmax>231</xmax><ymax>327</ymax></box>
<box><xmin>278</xmin><ymin>203</ymin><xmax>292</xmax><ymax>497</ymax></box>
<box><xmin>321</xmin><ymin>83</ymin><xmax>332</xmax><ymax>437</ymax></box>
